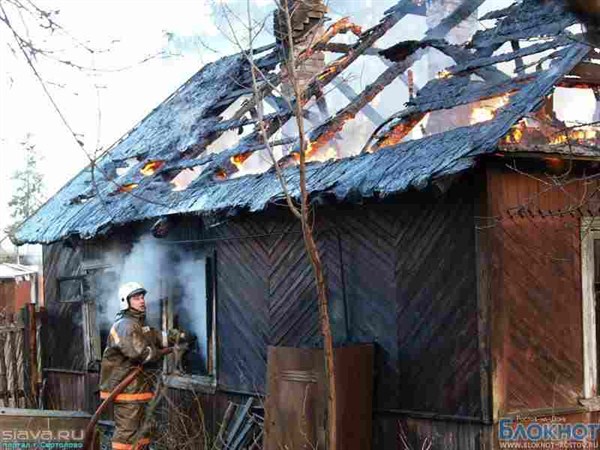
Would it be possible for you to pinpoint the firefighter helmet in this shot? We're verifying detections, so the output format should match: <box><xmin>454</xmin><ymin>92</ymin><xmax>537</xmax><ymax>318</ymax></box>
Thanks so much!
<box><xmin>119</xmin><ymin>282</ymin><xmax>147</xmax><ymax>311</ymax></box>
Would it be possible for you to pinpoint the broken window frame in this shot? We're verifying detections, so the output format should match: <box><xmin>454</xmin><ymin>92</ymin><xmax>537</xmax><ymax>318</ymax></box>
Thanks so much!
<box><xmin>57</xmin><ymin>272</ymin><xmax>104</xmax><ymax>371</ymax></box>
<box><xmin>162</xmin><ymin>249</ymin><xmax>218</xmax><ymax>392</ymax></box>
<box><xmin>82</xmin><ymin>263</ymin><xmax>117</xmax><ymax>371</ymax></box>
<box><xmin>57</xmin><ymin>276</ymin><xmax>85</xmax><ymax>303</ymax></box>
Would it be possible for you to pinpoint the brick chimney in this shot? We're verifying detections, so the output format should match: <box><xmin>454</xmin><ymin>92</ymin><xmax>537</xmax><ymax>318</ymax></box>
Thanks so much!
<box><xmin>274</xmin><ymin>0</ymin><xmax>327</xmax><ymax>94</ymax></box>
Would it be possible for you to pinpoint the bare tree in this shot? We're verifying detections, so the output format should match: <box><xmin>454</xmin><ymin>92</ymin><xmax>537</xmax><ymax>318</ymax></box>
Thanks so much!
<box><xmin>215</xmin><ymin>0</ymin><xmax>339</xmax><ymax>447</ymax></box>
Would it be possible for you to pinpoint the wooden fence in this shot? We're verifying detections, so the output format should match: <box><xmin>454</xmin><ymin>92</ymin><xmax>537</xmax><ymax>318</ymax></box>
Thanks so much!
<box><xmin>0</xmin><ymin>306</ymin><xmax>39</xmax><ymax>408</ymax></box>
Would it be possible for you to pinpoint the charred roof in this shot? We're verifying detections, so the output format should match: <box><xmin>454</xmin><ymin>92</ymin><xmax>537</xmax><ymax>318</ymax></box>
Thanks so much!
<box><xmin>14</xmin><ymin>0</ymin><xmax>600</xmax><ymax>245</ymax></box>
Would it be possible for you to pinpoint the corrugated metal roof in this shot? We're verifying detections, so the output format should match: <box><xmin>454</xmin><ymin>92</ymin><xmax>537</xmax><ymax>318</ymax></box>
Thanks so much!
<box><xmin>0</xmin><ymin>263</ymin><xmax>37</xmax><ymax>280</ymax></box>
<box><xmin>14</xmin><ymin>0</ymin><xmax>597</xmax><ymax>245</ymax></box>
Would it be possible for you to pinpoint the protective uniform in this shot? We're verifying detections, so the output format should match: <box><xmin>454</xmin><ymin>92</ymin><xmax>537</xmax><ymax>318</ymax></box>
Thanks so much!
<box><xmin>100</xmin><ymin>283</ymin><xmax>163</xmax><ymax>450</ymax></box>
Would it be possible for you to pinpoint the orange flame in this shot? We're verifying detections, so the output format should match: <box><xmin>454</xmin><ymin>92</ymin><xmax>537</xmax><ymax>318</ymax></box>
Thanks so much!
<box><xmin>310</xmin><ymin>147</ymin><xmax>338</xmax><ymax>162</ymax></box>
<box><xmin>230</xmin><ymin>152</ymin><xmax>252</xmax><ymax>171</ymax></box>
<box><xmin>549</xmin><ymin>127</ymin><xmax>598</xmax><ymax>145</ymax></box>
<box><xmin>286</xmin><ymin>141</ymin><xmax>340</xmax><ymax>165</ymax></box>
<box><xmin>549</xmin><ymin>133</ymin><xmax>567</xmax><ymax>145</ymax></box>
<box><xmin>502</xmin><ymin>124</ymin><xmax>524</xmax><ymax>144</ymax></box>
<box><xmin>315</xmin><ymin>55</ymin><xmax>350</xmax><ymax>84</ymax></box>
<box><xmin>214</xmin><ymin>169</ymin><xmax>227</xmax><ymax>180</ymax></box>
<box><xmin>118</xmin><ymin>183</ymin><xmax>138</xmax><ymax>193</ymax></box>
<box><xmin>470</xmin><ymin>95</ymin><xmax>511</xmax><ymax>125</ymax></box>
<box><xmin>319</xmin><ymin>17</ymin><xmax>362</xmax><ymax>43</ymax></box>
<box><xmin>301</xmin><ymin>18</ymin><xmax>362</xmax><ymax>61</ymax></box>
<box><xmin>377</xmin><ymin>115</ymin><xmax>424</xmax><ymax>149</ymax></box>
<box><xmin>140</xmin><ymin>160</ymin><xmax>165</xmax><ymax>176</ymax></box>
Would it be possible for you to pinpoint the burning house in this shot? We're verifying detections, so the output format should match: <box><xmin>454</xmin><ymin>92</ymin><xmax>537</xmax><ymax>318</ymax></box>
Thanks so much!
<box><xmin>11</xmin><ymin>0</ymin><xmax>600</xmax><ymax>448</ymax></box>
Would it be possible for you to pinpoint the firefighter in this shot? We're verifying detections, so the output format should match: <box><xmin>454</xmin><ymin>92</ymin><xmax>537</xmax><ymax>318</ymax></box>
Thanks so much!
<box><xmin>99</xmin><ymin>281</ymin><xmax>164</xmax><ymax>450</ymax></box>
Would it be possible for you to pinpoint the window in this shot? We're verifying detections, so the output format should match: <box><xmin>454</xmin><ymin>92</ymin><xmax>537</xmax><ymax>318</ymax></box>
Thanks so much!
<box><xmin>581</xmin><ymin>218</ymin><xmax>600</xmax><ymax>399</ymax></box>
<box><xmin>57</xmin><ymin>273</ymin><xmax>102</xmax><ymax>371</ymax></box>
<box><xmin>58</xmin><ymin>276</ymin><xmax>85</xmax><ymax>303</ymax></box>
<box><xmin>162</xmin><ymin>249</ymin><xmax>217</xmax><ymax>390</ymax></box>
<box><xmin>85</xmin><ymin>265</ymin><xmax>119</xmax><ymax>366</ymax></box>
<box><xmin>77</xmin><ymin>240</ymin><xmax>217</xmax><ymax>389</ymax></box>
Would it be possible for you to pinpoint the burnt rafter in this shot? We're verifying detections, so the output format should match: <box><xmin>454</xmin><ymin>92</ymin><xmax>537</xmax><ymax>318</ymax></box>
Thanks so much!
<box><xmin>189</xmin><ymin>6</ymin><xmax>413</xmax><ymax>177</ymax></box>
<box><xmin>226</xmin><ymin>8</ymin><xmax>406</xmax><ymax>125</ymax></box>
<box><xmin>434</xmin><ymin>44</ymin><xmax>510</xmax><ymax>83</ymax></box>
<box><xmin>13</xmin><ymin>0</ymin><xmax>598</xmax><ymax>246</ymax></box>
<box><xmin>200</xmin><ymin>1</ymin><xmax>419</xmax><ymax>178</ymax></box>
<box><xmin>293</xmin><ymin>48</ymin><xmax>429</xmax><ymax>160</ymax></box>
<box><xmin>293</xmin><ymin>0</ymin><xmax>515</xmax><ymax>159</ymax></box>
<box><xmin>331</xmin><ymin>78</ymin><xmax>385</xmax><ymax>125</ymax></box>
<box><xmin>172</xmin><ymin>15</ymin><xmax>363</xmax><ymax>168</ymax></box>
<box><xmin>220</xmin><ymin>0</ymin><xmax>510</xmax><ymax>179</ymax></box>
<box><xmin>446</xmin><ymin>34</ymin><xmax>573</xmax><ymax>76</ymax></box>
<box><xmin>367</xmin><ymin>1</ymin><xmax>581</xmax><ymax>151</ymax></box>
<box><xmin>224</xmin><ymin>0</ymin><xmax>504</xmax><ymax>176</ymax></box>
<box><xmin>470</xmin><ymin>0</ymin><xmax>577</xmax><ymax>50</ymax></box>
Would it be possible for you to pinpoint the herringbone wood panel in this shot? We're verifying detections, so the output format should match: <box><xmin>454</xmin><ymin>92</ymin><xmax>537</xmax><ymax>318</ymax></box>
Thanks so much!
<box><xmin>213</xmin><ymin>219</ymin><xmax>271</xmax><ymax>392</ymax></box>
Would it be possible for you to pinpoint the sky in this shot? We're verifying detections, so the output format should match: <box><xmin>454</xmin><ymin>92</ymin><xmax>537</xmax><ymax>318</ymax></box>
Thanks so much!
<box><xmin>0</xmin><ymin>0</ymin><xmax>238</xmax><ymax>252</ymax></box>
<box><xmin>0</xmin><ymin>0</ymin><xmax>594</xmax><ymax>253</ymax></box>
<box><xmin>0</xmin><ymin>0</ymin><xmax>401</xmax><ymax>252</ymax></box>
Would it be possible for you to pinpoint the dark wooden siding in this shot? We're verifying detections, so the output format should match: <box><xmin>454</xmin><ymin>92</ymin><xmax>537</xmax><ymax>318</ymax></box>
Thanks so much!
<box><xmin>41</xmin><ymin>176</ymin><xmax>484</xmax><ymax>444</ymax></box>
<box><xmin>393</xmin><ymin>192</ymin><xmax>481</xmax><ymax>417</ymax></box>
<box><xmin>43</xmin><ymin>242</ymin><xmax>85</xmax><ymax>371</ymax></box>
<box><xmin>483</xmin><ymin>164</ymin><xmax>600</xmax><ymax>415</ymax></box>
<box><xmin>333</xmin><ymin>205</ymin><xmax>400</xmax><ymax>410</ymax></box>
<box><xmin>318</xmin><ymin>187</ymin><xmax>481</xmax><ymax>415</ymax></box>
<box><xmin>206</xmin><ymin>178</ymin><xmax>481</xmax><ymax>416</ymax></box>
<box><xmin>212</xmin><ymin>219</ymin><xmax>271</xmax><ymax>393</ymax></box>
<box><xmin>43</xmin><ymin>370</ymin><xmax>99</xmax><ymax>413</ymax></box>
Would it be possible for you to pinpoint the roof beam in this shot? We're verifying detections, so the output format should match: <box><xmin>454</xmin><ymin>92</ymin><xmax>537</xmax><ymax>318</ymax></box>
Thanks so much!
<box><xmin>331</xmin><ymin>78</ymin><xmax>385</xmax><ymax>125</ymax></box>
<box><xmin>425</xmin><ymin>0</ymin><xmax>485</xmax><ymax>40</ymax></box>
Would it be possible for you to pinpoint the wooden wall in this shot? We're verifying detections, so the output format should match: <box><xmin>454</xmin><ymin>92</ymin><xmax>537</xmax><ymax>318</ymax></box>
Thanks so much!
<box><xmin>41</xmin><ymin>176</ymin><xmax>484</xmax><ymax>447</ymax></box>
<box><xmin>43</xmin><ymin>242</ymin><xmax>86</xmax><ymax>371</ymax></box>
<box><xmin>482</xmin><ymin>162</ymin><xmax>600</xmax><ymax>417</ymax></box>
<box><xmin>198</xmin><ymin>178</ymin><xmax>482</xmax><ymax>420</ymax></box>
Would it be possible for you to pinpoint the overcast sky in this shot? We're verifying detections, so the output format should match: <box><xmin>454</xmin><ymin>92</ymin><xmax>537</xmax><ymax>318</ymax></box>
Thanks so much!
<box><xmin>0</xmin><ymin>0</ymin><xmax>593</xmax><ymax>253</ymax></box>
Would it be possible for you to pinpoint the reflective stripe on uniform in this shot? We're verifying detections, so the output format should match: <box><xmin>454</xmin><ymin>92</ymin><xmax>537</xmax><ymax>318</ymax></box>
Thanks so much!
<box><xmin>100</xmin><ymin>391</ymin><xmax>155</xmax><ymax>402</ymax></box>
<box><xmin>111</xmin><ymin>438</ymin><xmax>151</xmax><ymax>450</ymax></box>
<box><xmin>110</xmin><ymin>325</ymin><xmax>120</xmax><ymax>345</ymax></box>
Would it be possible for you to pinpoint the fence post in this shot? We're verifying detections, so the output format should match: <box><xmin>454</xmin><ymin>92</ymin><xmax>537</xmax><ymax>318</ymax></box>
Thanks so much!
<box><xmin>15</xmin><ymin>312</ymin><xmax>26</xmax><ymax>408</ymax></box>
<box><xmin>22</xmin><ymin>304</ymin><xmax>39</xmax><ymax>408</ymax></box>
<box><xmin>0</xmin><ymin>314</ymin><xmax>7</xmax><ymax>407</ymax></box>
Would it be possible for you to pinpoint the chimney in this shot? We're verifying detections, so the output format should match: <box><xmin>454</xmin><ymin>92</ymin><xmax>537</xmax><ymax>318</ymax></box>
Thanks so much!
<box><xmin>274</xmin><ymin>0</ymin><xmax>328</xmax><ymax>95</ymax></box>
<box><xmin>426</xmin><ymin>0</ymin><xmax>478</xmax><ymax>134</ymax></box>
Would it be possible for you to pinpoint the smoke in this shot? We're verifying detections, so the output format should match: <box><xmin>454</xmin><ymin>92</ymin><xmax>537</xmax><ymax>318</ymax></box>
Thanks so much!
<box><xmin>94</xmin><ymin>234</ymin><xmax>209</xmax><ymax>373</ymax></box>
<box><xmin>96</xmin><ymin>234</ymin><xmax>169</xmax><ymax>328</ymax></box>
<box><xmin>173</xmin><ymin>253</ymin><xmax>209</xmax><ymax>371</ymax></box>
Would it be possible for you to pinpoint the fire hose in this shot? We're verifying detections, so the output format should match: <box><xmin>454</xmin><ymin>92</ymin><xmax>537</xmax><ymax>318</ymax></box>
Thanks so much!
<box><xmin>82</xmin><ymin>347</ymin><xmax>174</xmax><ymax>450</ymax></box>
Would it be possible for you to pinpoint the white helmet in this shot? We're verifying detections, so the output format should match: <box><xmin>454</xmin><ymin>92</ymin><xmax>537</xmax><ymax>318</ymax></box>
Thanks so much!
<box><xmin>119</xmin><ymin>282</ymin><xmax>147</xmax><ymax>311</ymax></box>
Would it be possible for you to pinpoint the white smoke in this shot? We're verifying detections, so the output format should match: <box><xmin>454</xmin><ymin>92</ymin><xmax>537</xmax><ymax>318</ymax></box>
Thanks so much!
<box><xmin>174</xmin><ymin>253</ymin><xmax>209</xmax><ymax>371</ymax></box>
<box><xmin>98</xmin><ymin>234</ymin><xmax>169</xmax><ymax>328</ymax></box>
<box><xmin>95</xmin><ymin>234</ymin><xmax>209</xmax><ymax>373</ymax></box>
